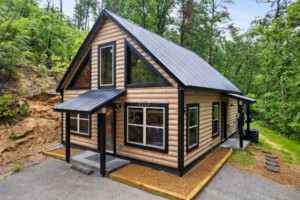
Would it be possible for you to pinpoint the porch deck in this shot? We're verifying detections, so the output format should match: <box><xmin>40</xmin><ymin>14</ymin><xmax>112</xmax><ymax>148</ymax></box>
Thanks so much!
<box><xmin>70</xmin><ymin>150</ymin><xmax>130</xmax><ymax>177</ymax></box>
<box><xmin>220</xmin><ymin>138</ymin><xmax>250</xmax><ymax>150</ymax></box>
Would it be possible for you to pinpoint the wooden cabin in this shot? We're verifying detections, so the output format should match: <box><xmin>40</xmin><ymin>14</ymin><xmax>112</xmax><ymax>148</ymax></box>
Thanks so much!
<box><xmin>53</xmin><ymin>10</ymin><xmax>253</xmax><ymax>176</ymax></box>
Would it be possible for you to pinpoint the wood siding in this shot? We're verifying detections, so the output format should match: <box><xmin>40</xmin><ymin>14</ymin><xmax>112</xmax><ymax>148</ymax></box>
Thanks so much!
<box><xmin>183</xmin><ymin>90</ymin><xmax>238</xmax><ymax>167</ymax></box>
<box><xmin>62</xmin><ymin>17</ymin><xmax>179</xmax><ymax>168</ymax></box>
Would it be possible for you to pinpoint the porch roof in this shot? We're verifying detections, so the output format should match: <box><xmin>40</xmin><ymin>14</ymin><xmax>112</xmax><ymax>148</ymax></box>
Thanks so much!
<box><xmin>53</xmin><ymin>90</ymin><xmax>126</xmax><ymax>114</ymax></box>
<box><xmin>221</xmin><ymin>93</ymin><xmax>256</xmax><ymax>104</ymax></box>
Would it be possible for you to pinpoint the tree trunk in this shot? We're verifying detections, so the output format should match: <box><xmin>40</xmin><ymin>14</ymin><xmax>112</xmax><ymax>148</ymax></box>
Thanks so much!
<box><xmin>208</xmin><ymin>0</ymin><xmax>215</xmax><ymax>66</ymax></box>
<box><xmin>244</xmin><ymin>63</ymin><xmax>248</xmax><ymax>95</ymax></box>
<box><xmin>60</xmin><ymin>0</ymin><xmax>63</xmax><ymax>13</ymax></box>
<box><xmin>47</xmin><ymin>0</ymin><xmax>51</xmax><ymax>12</ymax></box>
<box><xmin>180</xmin><ymin>0</ymin><xmax>186</xmax><ymax>46</ymax></box>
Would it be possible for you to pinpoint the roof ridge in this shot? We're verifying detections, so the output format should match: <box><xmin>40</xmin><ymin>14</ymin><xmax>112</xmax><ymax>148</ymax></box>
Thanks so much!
<box><xmin>104</xmin><ymin>9</ymin><xmax>198</xmax><ymax>56</ymax></box>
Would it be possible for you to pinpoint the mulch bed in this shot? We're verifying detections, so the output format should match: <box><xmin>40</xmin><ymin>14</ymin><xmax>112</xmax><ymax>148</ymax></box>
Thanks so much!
<box><xmin>48</xmin><ymin>147</ymin><xmax>83</xmax><ymax>156</ymax></box>
<box><xmin>111</xmin><ymin>148</ymin><xmax>230</xmax><ymax>197</ymax></box>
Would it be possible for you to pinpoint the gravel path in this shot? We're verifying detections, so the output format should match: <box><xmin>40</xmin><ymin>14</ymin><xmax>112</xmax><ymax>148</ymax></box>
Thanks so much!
<box><xmin>196</xmin><ymin>164</ymin><xmax>300</xmax><ymax>200</ymax></box>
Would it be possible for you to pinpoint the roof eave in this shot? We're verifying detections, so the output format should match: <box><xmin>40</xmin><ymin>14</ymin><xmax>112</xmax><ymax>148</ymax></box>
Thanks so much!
<box><xmin>184</xmin><ymin>85</ymin><xmax>241</xmax><ymax>94</ymax></box>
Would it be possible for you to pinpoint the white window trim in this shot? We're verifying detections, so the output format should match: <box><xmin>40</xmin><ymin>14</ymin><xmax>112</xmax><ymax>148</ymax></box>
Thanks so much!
<box><xmin>213</xmin><ymin>104</ymin><xmax>219</xmax><ymax>137</ymax></box>
<box><xmin>188</xmin><ymin>107</ymin><xmax>199</xmax><ymax>149</ymax></box>
<box><xmin>127</xmin><ymin>106</ymin><xmax>165</xmax><ymax>149</ymax></box>
<box><xmin>70</xmin><ymin>114</ymin><xmax>90</xmax><ymax>136</ymax></box>
<box><xmin>99</xmin><ymin>45</ymin><xmax>114</xmax><ymax>86</ymax></box>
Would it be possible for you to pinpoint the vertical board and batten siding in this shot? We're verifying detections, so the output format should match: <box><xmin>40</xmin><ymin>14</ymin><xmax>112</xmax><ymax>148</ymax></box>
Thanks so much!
<box><xmin>62</xmin><ymin>17</ymin><xmax>179</xmax><ymax>168</ymax></box>
<box><xmin>183</xmin><ymin>90</ymin><xmax>238</xmax><ymax>167</ymax></box>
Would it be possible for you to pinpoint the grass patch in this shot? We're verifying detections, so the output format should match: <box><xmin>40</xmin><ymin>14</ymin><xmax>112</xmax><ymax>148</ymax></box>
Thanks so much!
<box><xmin>229</xmin><ymin>150</ymin><xmax>255</xmax><ymax>166</ymax></box>
<box><xmin>11</xmin><ymin>162</ymin><xmax>22</xmax><ymax>173</ymax></box>
<box><xmin>250</xmin><ymin>124</ymin><xmax>300</xmax><ymax>164</ymax></box>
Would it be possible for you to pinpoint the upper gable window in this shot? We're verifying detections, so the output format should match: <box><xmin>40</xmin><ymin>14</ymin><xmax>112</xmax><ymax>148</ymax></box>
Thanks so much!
<box><xmin>98</xmin><ymin>42</ymin><xmax>115</xmax><ymax>88</ymax></box>
<box><xmin>125</xmin><ymin>40</ymin><xmax>171</xmax><ymax>88</ymax></box>
<box><xmin>68</xmin><ymin>51</ymin><xmax>91</xmax><ymax>89</ymax></box>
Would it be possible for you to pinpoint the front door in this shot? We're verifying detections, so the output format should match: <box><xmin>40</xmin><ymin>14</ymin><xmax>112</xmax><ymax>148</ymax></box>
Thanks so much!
<box><xmin>105</xmin><ymin>106</ymin><xmax>115</xmax><ymax>153</ymax></box>
<box><xmin>221</xmin><ymin>102</ymin><xmax>228</xmax><ymax>142</ymax></box>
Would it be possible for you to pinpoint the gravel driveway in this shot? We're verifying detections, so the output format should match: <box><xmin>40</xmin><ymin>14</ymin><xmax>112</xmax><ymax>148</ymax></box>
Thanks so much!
<box><xmin>196</xmin><ymin>164</ymin><xmax>300</xmax><ymax>200</ymax></box>
<box><xmin>0</xmin><ymin>159</ymin><xmax>299</xmax><ymax>200</ymax></box>
<box><xmin>0</xmin><ymin>159</ymin><xmax>164</xmax><ymax>200</ymax></box>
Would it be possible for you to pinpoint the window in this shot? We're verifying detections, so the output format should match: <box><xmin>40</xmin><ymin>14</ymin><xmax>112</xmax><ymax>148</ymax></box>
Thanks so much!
<box><xmin>187</xmin><ymin>104</ymin><xmax>199</xmax><ymax>152</ymax></box>
<box><xmin>70</xmin><ymin>113</ymin><xmax>90</xmax><ymax>137</ymax></box>
<box><xmin>125</xmin><ymin>40</ymin><xmax>171</xmax><ymax>88</ymax></box>
<box><xmin>127</xmin><ymin>47</ymin><xmax>164</xmax><ymax>85</ymax></box>
<box><xmin>212</xmin><ymin>103</ymin><xmax>219</xmax><ymax>138</ymax></box>
<box><xmin>125</xmin><ymin>103</ymin><xmax>168</xmax><ymax>153</ymax></box>
<box><xmin>68</xmin><ymin>51</ymin><xmax>91</xmax><ymax>89</ymax></box>
<box><xmin>98</xmin><ymin>42</ymin><xmax>115</xmax><ymax>88</ymax></box>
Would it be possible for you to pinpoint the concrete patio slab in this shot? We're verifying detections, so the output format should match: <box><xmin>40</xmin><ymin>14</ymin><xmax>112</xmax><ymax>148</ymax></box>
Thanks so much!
<box><xmin>70</xmin><ymin>150</ymin><xmax>130</xmax><ymax>177</ymax></box>
<box><xmin>220</xmin><ymin>138</ymin><xmax>250</xmax><ymax>150</ymax></box>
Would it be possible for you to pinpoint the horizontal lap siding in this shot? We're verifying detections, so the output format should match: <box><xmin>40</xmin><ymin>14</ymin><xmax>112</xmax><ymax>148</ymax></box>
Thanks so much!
<box><xmin>183</xmin><ymin>90</ymin><xmax>237</xmax><ymax>167</ymax></box>
<box><xmin>62</xmin><ymin>90</ymin><xmax>98</xmax><ymax>149</ymax></box>
<box><xmin>226</xmin><ymin>98</ymin><xmax>238</xmax><ymax>137</ymax></box>
<box><xmin>63</xmin><ymin>17</ymin><xmax>178</xmax><ymax>168</ymax></box>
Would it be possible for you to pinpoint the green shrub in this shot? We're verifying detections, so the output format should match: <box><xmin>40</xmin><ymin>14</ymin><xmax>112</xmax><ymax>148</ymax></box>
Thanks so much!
<box><xmin>20</xmin><ymin>103</ymin><xmax>29</xmax><ymax>117</ymax></box>
<box><xmin>11</xmin><ymin>131</ymin><xmax>18</xmax><ymax>140</ymax></box>
<box><xmin>0</xmin><ymin>95</ymin><xmax>17</xmax><ymax>119</ymax></box>
<box><xmin>12</xmin><ymin>162</ymin><xmax>22</xmax><ymax>173</ymax></box>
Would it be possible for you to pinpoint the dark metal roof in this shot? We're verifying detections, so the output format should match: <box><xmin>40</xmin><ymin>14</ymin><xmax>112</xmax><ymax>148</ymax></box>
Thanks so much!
<box><xmin>57</xmin><ymin>10</ymin><xmax>241</xmax><ymax>93</ymax></box>
<box><xmin>222</xmin><ymin>93</ymin><xmax>256</xmax><ymax>104</ymax></box>
<box><xmin>53</xmin><ymin>90</ymin><xmax>126</xmax><ymax>114</ymax></box>
<box><xmin>106</xmin><ymin>11</ymin><xmax>241</xmax><ymax>93</ymax></box>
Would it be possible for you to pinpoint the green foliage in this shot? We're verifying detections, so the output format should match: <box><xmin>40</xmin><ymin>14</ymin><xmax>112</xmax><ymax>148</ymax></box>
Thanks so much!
<box><xmin>0</xmin><ymin>95</ymin><xmax>17</xmax><ymax>119</ymax></box>
<box><xmin>11</xmin><ymin>131</ymin><xmax>18</xmax><ymax>140</ymax></box>
<box><xmin>0</xmin><ymin>0</ymin><xmax>86</xmax><ymax>85</ymax></box>
<box><xmin>20</xmin><ymin>103</ymin><xmax>28</xmax><ymax>117</ymax></box>
<box><xmin>11</xmin><ymin>162</ymin><xmax>22</xmax><ymax>173</ymax></box>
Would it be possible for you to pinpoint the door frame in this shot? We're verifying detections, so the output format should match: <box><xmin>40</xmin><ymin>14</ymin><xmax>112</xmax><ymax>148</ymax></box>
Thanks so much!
<box><xmin>221</xmin><ymin>102</ymin><xmax>228</xmax><ymax>142</ymax></box>
<box><xmin>97</xmin><ymin>104</ymin><xmax>116</xmax><ymax>156</ymax></box>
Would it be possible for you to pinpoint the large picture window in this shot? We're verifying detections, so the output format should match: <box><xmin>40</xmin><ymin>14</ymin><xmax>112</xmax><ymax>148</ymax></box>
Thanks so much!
<box><xmin>124</xmin><ymin>40</ymin><xmax>171</xmax><ymax>88</ymax></box>
<box><xmin>98</xmin><ymin>42</ymin><xmax>115</xmax><ymax>88</ymax></box>
<box><xmin>70</xmin><ymin>113</ymin><xmax>90</xmax><ymax>137</ymax></box>
<box><xmin>187</xmin><ymin>104</ymin><xmax>199</xmax><ymax>152</ymax></box>
<box><xmin>212</xmin><ymin>103</ymin><xmax>219</xmax><ymax>138</ymax></box>
<box><xmin>125</xmin><ymin>103</ymin><xmax>168</xmax><ymax>153</ymax></box>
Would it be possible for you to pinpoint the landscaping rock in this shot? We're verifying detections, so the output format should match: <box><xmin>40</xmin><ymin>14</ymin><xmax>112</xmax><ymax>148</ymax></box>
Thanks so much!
<box><xmin>266</xmin><ymin>154</ymin><xmax>278</xmax><ymax>159</ymax></box>
<box><xmin>265</xmin><ymin>165</ymin><xmax>279</xmax><ymax>173</ymax></box>
<box><xmin>266</xmin><ymin>161</ymin><xmax>279</xmax><ymax>167</ymax></box>
<box><xmin>262</xmin><ymin>150</ymin><xmax>272</xmax><ymax>154</ymax></box>
<box><xmin>266</xmin><ymin>157</ymin><xmax>278</xmax><ymax>163</ymax></box>
<box><xmin>253</xmin><ymin>146</ymin><xmax>261</xmax><ymax>150</ymax></box>
<box><xmin>12</xmin><ymin>118</ymin><xmax>36</xmax><ymax>138</ymax></box>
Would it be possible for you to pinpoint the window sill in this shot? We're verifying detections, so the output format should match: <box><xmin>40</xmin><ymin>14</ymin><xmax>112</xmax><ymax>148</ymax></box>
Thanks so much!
<box><xmin>124</xmin><ymin>142</ymin><xmax>168</xmax><ymax>154</ymax></box>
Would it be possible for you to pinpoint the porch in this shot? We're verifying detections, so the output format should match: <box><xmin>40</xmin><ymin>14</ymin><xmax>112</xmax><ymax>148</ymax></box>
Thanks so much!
<box><xmin>221</xmin><ymin>93</ymin><xmax>257</xmax><ymax>150</ymax></box>
<box><xmin>53</xmin><ymin>90</ymin><xmax>127</xmax><ymax>176</ymax></box>
<box><xmin>70</xmin><ymin>150</ymin><xmax>129</xmax><ymax>177</ymax></box>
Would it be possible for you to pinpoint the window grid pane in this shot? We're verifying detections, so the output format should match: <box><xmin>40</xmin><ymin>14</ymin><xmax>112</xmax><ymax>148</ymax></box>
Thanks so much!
<box><xmin>127</xmin><ymin>106</ymin><xmax>165</xmax><ymax>149</ymax></box>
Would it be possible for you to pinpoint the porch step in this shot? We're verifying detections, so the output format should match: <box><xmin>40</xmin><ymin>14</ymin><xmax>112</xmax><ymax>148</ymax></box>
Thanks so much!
<box><xmin>71</xmin><ymin>164</ymin><xmax>93</xmax><ymax>175</ymax></box>
<box><xmin>70</xmin><ymin>150</ymin><xmax>130</xmax><ymax>177</ymax></box>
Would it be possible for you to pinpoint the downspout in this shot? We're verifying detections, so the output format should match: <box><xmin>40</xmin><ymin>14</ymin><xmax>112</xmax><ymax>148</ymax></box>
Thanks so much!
<box><xmin>60</xmin><ymin>89</ymin><xmax>64</xmax><ymax>144</ymax></box>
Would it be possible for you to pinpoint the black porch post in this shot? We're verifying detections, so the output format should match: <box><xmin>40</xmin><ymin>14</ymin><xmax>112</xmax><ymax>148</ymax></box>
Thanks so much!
<box><xmin>98</xmin><ymin>110</ymin><xmax>106</xmax><ymax>177</ymax></box>
<box><xmin>247</xmin><ymin>104</ymin><xmax>250</xmax><ymax>140</ymax></box>
<box><xmin>238</xmin><ymin>101</ymin><xmax>243</xmax><ymax>148</ymax></box>
<box><xmin>65</xmin><ymin>113</ymin><xmax>70</xmax><ymax>163</ymax></box>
